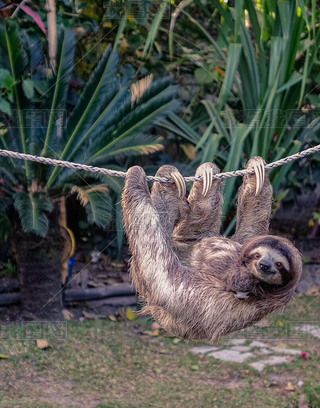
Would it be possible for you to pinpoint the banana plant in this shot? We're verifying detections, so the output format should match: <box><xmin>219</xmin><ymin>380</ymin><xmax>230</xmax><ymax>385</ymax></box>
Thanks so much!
<box><xmin>0</xmin><ymin>21</ymin><xmax>179</xmax><ymax>238</ymax></box>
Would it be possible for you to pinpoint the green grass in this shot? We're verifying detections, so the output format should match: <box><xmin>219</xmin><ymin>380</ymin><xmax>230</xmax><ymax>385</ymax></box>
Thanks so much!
<box><xmin>0</xmin><ymin>295</ymin><xmax>319</xmax><ymax>408</ymax></box>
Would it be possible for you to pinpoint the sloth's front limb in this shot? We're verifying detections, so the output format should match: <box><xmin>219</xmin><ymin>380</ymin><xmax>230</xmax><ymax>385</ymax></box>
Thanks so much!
<box><xmin>232</xmin><ymin>156</ymin><xmax>273</xmax><ymax>245</ymax></box>
<box><xmin>173</xmin><ymin>162</ymin><xmax>223</xmax><ymax>242</ymax></box>
<box><xmin>122</xmin><ymin>166</ymin><xmax>187</xmax><ymax>303</ymax></box>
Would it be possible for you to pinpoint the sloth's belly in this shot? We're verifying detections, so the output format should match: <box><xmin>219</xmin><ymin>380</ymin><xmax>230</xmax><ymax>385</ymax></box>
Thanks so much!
<box><xmin>190</xmin><ymin>237</ymin><xmax>241</xmax><ymax>276</ymax></box>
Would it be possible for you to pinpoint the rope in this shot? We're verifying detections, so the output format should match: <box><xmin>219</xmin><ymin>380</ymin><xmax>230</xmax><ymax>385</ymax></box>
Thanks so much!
<box><xmin>0</xmin><ymin>144</ymin><xmax>319</xmax><ymax>183</ymax></box>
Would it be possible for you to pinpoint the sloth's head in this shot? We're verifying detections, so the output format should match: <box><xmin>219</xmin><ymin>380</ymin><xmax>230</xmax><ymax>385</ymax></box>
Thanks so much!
<box><xmin>241</xmin><ymin>236</ymin><xmax>301</xmax><ymax>288</ymax></box>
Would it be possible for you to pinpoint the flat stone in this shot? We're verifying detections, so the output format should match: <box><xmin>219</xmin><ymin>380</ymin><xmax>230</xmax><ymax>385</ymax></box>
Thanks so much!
<box><xmin>226</xmin><ymin>339</ymin><xmax>246</xmax><ymax>346</ymax></box>
<box><xmin>271</xmin><ymin>347</ymin><xmax>301</xmax><ymax>355</ymax></box>
<box><xmin>249</xmin><ymin>356</ymin><xmax>290</xmax><ymax>372</ymax></box>
<box><xmin>190</xmin><ymin>346</ymin><xmax>220</xmax><ymax>355</ymax></box>
<box><xmin>250</xmin><ymin>341</ymin><xmax>268</xmax><ymax>348</ymax></box>
<box><xmin>208</xmin><ymin>350</ymin><xmax>253</xmax><ymax>363</ymax></box>
<box><xmin>255</xmin><ymin>348</ymin><xmax>271</xmax><ymax>355</ymax></box>
<box><xmin>230</xmin><ymin>346</ymin><xmax>251</xmax><ymax>352</ymax></box>
<box><xmin>297</xmin><ymin>324</ymin><xmax>320</xmax><ymax>339</ymax></box>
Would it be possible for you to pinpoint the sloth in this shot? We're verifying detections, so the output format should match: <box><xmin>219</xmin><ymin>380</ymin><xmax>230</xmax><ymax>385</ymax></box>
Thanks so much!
<box><xmin>121</xmin><ymin>157</ymin><xmax>302</xmax><ymax>341</ymax></box>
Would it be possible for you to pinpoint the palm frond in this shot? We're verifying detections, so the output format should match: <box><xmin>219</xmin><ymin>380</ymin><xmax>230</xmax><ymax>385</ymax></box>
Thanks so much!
<box><xmin>71</xmin><ymin>184</ymin><xmax>113</xmax><ymax>229</ymax></box>
<box><xmin>61</xmin><ymin>46</ymin><xmax>119</xmax><ymax>150</ymax></box>
<box><xmin>14</xmin><ymin>192</ymin><xmax>52</xmax><ymax>237</ymax></box>
<box><xmin>0</xmin><ymin>21</ymin><xmax>29</xmax><ymax>176</ymax></box>
<box><xmin>130</xmin><ymin>74</ymin><xmax>153</xmax><ymax>107</ymax></box>
<box><xmin>94</xmin><ymin>134</ymin><xmax>163</xmax><ymax>162</ymax></box>
<box><xmin>42</xmin><ymin>26</ymin><xmax>75</xmax><ymax>155</ymax></box>
<box><xmin>88</xmin><ymin>79</ymin><xmax>180</xmax><ymax>162</ymax></box>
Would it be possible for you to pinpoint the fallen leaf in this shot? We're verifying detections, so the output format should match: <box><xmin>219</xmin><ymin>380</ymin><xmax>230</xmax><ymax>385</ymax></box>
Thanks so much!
<box><xmin>275</xmin><ymin>320</ymin><xmax>283</xmax><ymax>326</ymax></box>
<box><xmin>305</xmin><ymin>285</ymin><xmax>320</xmax><ymax>296</ymax></box>
<box><xmin>173</xmin><ymin>338</ymin><xmax>181</xmax><ymax>345</ymax></box>
<box><xmin>125</xmin><ymin>307</ymin><xmax>138</xmax><ymax>320</ymax></box>
<box><xmin>285</xmin><ymin>382</ymin><xmax>295</xmax><ymax>391</ymax></box>
<box><xmin>142</xmin><ymin>330</ymin><xmax>159</xmax><ymax>337</ymax></box>
<box><xmin>153</xmin><ymin>367</ymin><xmax>162</xmax><ymax>374</ymax></box>
<box><xmin>62</xmin><ymin>309</ymin><xmax>73</xmax><ymax>320</ymax></box>
<box><xmin>108</xmin><ymin>315</ymin><xmax>117</xmax><ymax>322</ymax></box>
<box><xmin>191</xmin><ymin>365</ymin><xmax>199</xmax><ymax>371</ymax></box>
<box><xmin>36</xmin><ymin>339</ymin><xmax>51</xmax><ymax>350</ymax></box>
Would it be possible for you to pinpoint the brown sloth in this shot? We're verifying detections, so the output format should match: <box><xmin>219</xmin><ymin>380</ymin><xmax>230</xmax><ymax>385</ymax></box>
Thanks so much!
<box><xmin>121</xmin><ymin>157</ymin><xmax>302</xmax><ymax>341</ymax></box>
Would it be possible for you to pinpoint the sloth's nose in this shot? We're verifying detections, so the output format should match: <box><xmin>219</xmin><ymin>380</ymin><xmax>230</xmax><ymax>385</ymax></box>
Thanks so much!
<box><xmin>259</xmin><ymin>260</ymin><xmax>274</xmax><ymax>274</ymax></box>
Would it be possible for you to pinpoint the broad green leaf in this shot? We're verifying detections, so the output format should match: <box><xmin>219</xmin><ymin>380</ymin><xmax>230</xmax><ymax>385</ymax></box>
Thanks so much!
<box><xmin>218</xmin><ymin>43</ymin><xmax>242</xmax><ymax>109</ymax></box>
<box><xmin>143</xmin><ymin>0</ymin><xmax>167</xmax><ymax>58</ymax></box>
<box><xmin>194</xmin><ymin>67</ymin><xmax>215</xmax><ymax>85</ymax></box>
<box><xmin>22</xmin><ymin>78</ymin><xmax>35</xmax><ymax>99</ymax></box>
<box><xmin>0</xmin><ymin>96</ymin><xmax>11</xmax><ymax>115</ymax></box>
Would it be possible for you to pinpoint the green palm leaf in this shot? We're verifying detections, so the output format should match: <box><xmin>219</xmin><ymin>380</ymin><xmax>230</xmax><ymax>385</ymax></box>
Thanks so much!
<box><xmin>46</xmin><ymin>47</ymin><xmax>120</xmax><ymax>187</ymax></box>
<box><xmin>71</xmin><ymin>185</ymin><xmax>113</xmax><ymax>228</ymax></box>
<box><xmin>42</xmin><ymin>27</ymin><xmax>75</xmax><ymax>155</ymax></box>
<box><xmin>0</xmin><ymin>21</ymin><xmax>29</xmax><ymax>176</ymax></box>
<box><xmin>14</xmin><ymin>192</ymin><xmax>53</xmax><ymax>237</ymax></box>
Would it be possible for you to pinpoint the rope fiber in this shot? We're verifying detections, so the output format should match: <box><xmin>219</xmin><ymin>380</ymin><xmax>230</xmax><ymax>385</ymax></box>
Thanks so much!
<box><xmin>0</xmin><ymin>144</ymin><xmax>319</xmax><ymax>183</ymax></box>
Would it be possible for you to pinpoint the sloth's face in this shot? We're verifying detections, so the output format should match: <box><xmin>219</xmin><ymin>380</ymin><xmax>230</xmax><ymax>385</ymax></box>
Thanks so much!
<box><xmin>245</xmin><ymin>246</ymin><xmax>290</xmax><ymax>285</ymax></box>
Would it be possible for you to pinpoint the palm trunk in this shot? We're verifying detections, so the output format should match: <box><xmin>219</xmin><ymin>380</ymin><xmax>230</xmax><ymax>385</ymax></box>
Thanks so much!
<box><xmin>13</xmin><ymin>207</ymin><xmax>64</xmax><ymax>321</ymax></box>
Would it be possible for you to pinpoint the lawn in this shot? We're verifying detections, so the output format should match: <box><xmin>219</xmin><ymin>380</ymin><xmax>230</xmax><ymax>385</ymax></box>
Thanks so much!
<box><xmin>1</xmin><ymin>295</ymin><xmax>319</xmax><ymax>408</ymax></box>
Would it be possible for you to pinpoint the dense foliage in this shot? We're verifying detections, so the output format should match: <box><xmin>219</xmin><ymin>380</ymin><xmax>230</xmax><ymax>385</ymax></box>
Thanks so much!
<box><xmin>0</xmin><ymin>20</ymin><xmax>179</xmax><ymax>239</ymax></box>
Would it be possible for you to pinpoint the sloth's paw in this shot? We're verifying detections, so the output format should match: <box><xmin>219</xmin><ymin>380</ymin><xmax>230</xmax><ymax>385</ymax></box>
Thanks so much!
<box><xmin>125</xmin><ymin>166</ymin><xmax>149</xmax><ymax>194</ymax></box>
<box><xmin>245</xmin><ymin>156</ymin><xmax>266</xmax><ymax>196</ymax></box>
<box><xmin>194</xmin><ymin>162</ymin><xmax>221</xmax><ymax>197</ymax></box>
<box><xmin>154</xmin><ymin>165</ymin><xmax>186</xmax><ymax>199</ymax></box>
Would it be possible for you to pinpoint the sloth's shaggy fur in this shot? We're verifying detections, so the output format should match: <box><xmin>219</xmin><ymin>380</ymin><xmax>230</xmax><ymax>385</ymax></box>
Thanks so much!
<box><xmin>122</xmin><ymin>158</ymin><xmax>302</xmax><ymax>341</ymax></box>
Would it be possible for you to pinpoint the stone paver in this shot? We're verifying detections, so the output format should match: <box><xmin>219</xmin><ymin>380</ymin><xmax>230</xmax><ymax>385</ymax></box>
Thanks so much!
<box><xmin>271</xmin><ymin>347</ymin><xmax>301</xmax><ymax>355</ymax></box>
<box><xmin>249</xmin><ymin>356</ymin><xmax>290</xmax><ymax>372</ymax></box>
<box><xmin>230</xmin><ymin>346</ymin><xmax>251</xmax><ymax>352</ymax></box>
<box><xmin>226</xmin><ymin>339</ymin><xmax>246</xmax><ymax>345</ymax></box>
<box><xmin>190</xmin><ymin>339</ymin><xmax>302</xmax><ymax>371</ymax></box>
<box><xmin>297</xmin><ymin>324</ymin><xmax>320</xmax><ymax>339</ymax></box>
<box><xmin>207</xmin><ymin>350</ymin><xmax>252</xmax><ymax>363</ymax></box>
<box><xmin>190</xmin><ymin>346</ymin><xmax>219</xmax><ymax>354</ymax></box>
<box><xmin>250</xmin><ymin>341</ymin><xmax>268</xmax><ymax>348</ymax></box>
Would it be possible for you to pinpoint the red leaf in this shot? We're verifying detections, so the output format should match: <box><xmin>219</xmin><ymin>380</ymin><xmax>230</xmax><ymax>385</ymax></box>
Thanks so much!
<box><xmin>13</xmin><ymin>3</ymin><xmax>47</xmax><ymax>36</ymax></box>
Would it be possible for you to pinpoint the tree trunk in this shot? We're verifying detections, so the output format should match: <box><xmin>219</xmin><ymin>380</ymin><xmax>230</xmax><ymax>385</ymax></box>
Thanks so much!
<box><xmin>13</xmin><ymin>207</ymin><xmax>64</xmax><ymax>321</ymax></box>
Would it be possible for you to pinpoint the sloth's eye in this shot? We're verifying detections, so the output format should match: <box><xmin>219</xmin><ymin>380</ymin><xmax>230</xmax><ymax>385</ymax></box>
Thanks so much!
<box><xmin>254</xmin><ymin>253</ymin><xmax>260</xmax><ymax>259</ymax></box>
<box><xmin>276</xmin><ymin>262</ymin><xmax>282</xmax><ymax>268</ymax></box>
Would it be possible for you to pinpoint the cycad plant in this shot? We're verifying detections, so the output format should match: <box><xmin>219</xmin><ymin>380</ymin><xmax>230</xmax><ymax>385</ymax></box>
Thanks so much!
<box><xmin>0</xmin><ymin>21</ymin><xmax>179</xmax><ymax>319</ymax></box>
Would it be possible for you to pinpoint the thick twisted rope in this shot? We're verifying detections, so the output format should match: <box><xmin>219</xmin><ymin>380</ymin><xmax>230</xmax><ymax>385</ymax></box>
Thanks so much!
<box><xmin>0</xmin><ymin>144</ymin><xmax>319</xmax><ymax>183</ymax></box>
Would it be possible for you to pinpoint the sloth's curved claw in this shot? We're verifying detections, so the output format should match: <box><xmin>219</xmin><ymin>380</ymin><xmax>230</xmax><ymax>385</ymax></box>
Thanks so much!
<box><xmin>171</xmin><ymin>171</ymin><xmax>186</xmax><ymax>198</ymax></box>
<box><xmin>201</xmin><ymin>166</ymin><xmax>213</xmax><ymax>197</ymax></box>
<box><xmin>253</xmin><ymin>159</ymin><xmax>265</xmax><ymax>196</ymax></box>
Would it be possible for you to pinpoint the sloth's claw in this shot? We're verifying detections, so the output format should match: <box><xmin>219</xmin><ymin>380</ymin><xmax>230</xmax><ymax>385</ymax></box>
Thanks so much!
<box><xmin>171</xmin><ymin>171</ymin><xmax>186</xmax><ymax>198</ymax></box>
<box><xmin>201</xmin><ymin>166</ymin><xmax>213</xmax><ymax>197</ymax></box>
<box><xmin>253</xmin><ymin>159</ymin><xmax>265</xmax><ymax>196</ymax></box>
